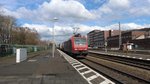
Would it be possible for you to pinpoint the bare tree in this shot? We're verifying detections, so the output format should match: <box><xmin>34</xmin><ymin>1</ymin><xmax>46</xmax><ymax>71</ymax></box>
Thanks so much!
<box><xmin>0</xmin><ymin>10</ymin><xmax>46</xmax><ymax>45</ymax></box>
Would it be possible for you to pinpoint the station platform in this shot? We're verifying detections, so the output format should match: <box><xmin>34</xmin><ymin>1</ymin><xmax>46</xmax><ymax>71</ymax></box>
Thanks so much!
<box><xmin>89</xmin><ymin>50</ymin><xmax>150</xmax><ymax>60</ymax></box>
<box><xmin>0</xmin><ymin>50</ymin><xmax>88</xmax><ymax>84</ymax></box>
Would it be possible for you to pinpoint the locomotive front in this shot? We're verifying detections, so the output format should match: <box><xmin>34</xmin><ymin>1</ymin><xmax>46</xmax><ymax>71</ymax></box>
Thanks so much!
<box><xmin>71</xmin><ymin>35</ymin><xmax>88</xmax><ymax>57</ymax></box>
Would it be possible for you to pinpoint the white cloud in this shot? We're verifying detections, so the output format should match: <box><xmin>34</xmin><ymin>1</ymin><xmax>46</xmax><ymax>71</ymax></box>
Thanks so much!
<box><xmin>2</xmin><ymin>0</ymin><xmax>95</xmax><ymax>23</ymax></box>
<box><xmin>48</xmin><ymin>0</ymin><xmax>94</xmax><ymax>19</ymax></box>
<box><xmin>90</xmin><ymin>0</ymin><xmax>131</xmax><ymax>23</ymax></box>
<box><xmin>22</xmin><ymin>24</ymin><xmax>51</xmax><ymax>40</ymax></box>
<box><xmin>91</xmin><ymin>0</ymin><xmax>150</xmax><ymax>23</ymax></box>
<box><xmin>2</xmin><ymin>0</ymin><xmax>150</xmax><ymax>25</ymax></box>
<box><xmin>22</xmin><ymin>22</ymin><xmax>150</xmax><ymax>42</ymax></box>
<box><xmin>101</xmin><ymin>23</ymin><xmax>150</xmax><ymax>31</ymax></box>
<box><xmin>109</xmin><ymin>0</ymin><xmax>130</xmax><ymax>8</ymax></box>
<box><xmin>1</xmin><ymin>7</ymin><xmax>21</xmax><ymax>18</ymax></box>
<box><xmin>2</xmin><ymin>0</ymin><xmax>150</xmax><ymax>43</ymax></box>
<box><xmin>129</xmin><ymin>7</ymin><xmax>150</xmax><ymax>17</ymax></box>
<box><xmin>76</xmin><ymin>24</ymin><xmax>104</xmax><ymax>33</ymax></box>
<box><xmin>98</xmin><ymin>0</ymin><xmax>130</xmax><ymax>13</ymax></box>
<box><xmin>21</xmin><ymin>23</ymin><xmax>104</xmax><ymax>41</ymax></box>
<box><xmin>22</xmin><ymin>23</ymin><xmax>74</xmax><ymax>41</ymax></box>
<box><xmin>105</xmin><ymin>23</ymin><xmax>144</xmax><ymax>30</ymax></box>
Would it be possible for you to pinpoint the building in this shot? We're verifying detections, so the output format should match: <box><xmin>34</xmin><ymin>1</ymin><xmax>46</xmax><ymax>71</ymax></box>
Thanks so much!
<box><xmin>87</xmin><ymin>30</ymin><xmax>100</xmax><ymax>47</ymax></box>
<box><xmin>93</xmin><ymin>30</ymin><xmax>109</xmax><ymax>48</ymax></box>
<box><xmin>109</xmin><ymin>30</ymin><xmax>120</xmax><ymax>37</ymax></box>
<box><xmin>132</xmin><ymin>28</ymin><xmax>150</xmax><ymax>49</ymax></box>
<box><xmin>107</xmin><ymin>28</ymin><xmax>150</xmax><ymax>49</ymax></box>
<box><xmin>87</xmin><ymin>30</ymin><xmax>120</xmax><ymax>48</ymax></box>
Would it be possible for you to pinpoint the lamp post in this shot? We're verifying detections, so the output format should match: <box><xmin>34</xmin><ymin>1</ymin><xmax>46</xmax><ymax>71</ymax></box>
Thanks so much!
<box><xmin>51</xmin><ymin>17</ymin><xmax>58</xmax><ymax>58</ymax></box>
<box><xmin>119</xmin><ymin>22</ymin><xmax>122</xmax><ymax>50</ymax></box>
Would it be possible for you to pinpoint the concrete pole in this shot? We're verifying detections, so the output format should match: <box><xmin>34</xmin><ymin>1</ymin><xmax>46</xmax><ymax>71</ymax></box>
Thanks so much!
<box><xmin>119</xmin><ymin>22</ymin><xmax>122</xmax><ymax>50</ymax></box>
<box><xmin>52</xmin><ymin>25</ymin><xmax>55</xmax><ymax>58</ymax></box>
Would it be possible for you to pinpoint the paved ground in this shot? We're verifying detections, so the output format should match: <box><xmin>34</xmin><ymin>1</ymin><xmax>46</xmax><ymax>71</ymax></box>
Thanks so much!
<box><xmin>89</xmin><ymin>50</ymin><xmax>150</xmax><ymax>60</ymax></box>
<box><xmin>0</xmin><ymin>50</ymin><xmax>88</xmax><ymax>84</ymax></box>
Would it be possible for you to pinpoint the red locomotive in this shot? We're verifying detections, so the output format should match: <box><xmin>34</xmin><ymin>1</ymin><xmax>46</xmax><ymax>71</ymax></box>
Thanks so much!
<box><xmin>61</xmin><ymin>33</ymin><xmax>88</xmax><ymax>57</ymax></box>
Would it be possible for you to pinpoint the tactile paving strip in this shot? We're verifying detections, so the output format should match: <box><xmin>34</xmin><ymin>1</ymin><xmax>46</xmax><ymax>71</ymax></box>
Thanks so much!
<box><xmin>58</xmin><ymin>49</ymin><xmax>115</xmax><ymax>84</ymax></box>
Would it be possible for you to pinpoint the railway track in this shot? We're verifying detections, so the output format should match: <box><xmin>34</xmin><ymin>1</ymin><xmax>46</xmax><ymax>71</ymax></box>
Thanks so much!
<box><xmin>79</xmin><ymin>54</ymin><xmax>150</xmax><ymax>84</ymax></box>
<box><xmin>89</xmin><ymin>52</ymin><xmax>150</xmax><ymax>71</ymax></box>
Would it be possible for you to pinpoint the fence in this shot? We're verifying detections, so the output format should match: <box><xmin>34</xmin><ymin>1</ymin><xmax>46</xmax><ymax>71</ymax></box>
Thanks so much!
<box><xmin>0</xmin><ymin>44</ymin><xmax>51</xmax><ymax>57</ymax></box>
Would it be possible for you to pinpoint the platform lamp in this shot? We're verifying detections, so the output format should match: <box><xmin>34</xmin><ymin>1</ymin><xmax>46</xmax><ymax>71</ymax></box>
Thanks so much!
<box><xmin>51</xmin><ymin>17</ymin><xmax>58</xmax><ymax>58</ymax></box>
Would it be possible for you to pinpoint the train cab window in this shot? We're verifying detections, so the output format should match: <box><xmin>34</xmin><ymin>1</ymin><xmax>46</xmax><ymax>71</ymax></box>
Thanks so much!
<box><xmin>74</xmin><ymin>38</ymin><xmax>86</xmax><ymax>45</ymax></box>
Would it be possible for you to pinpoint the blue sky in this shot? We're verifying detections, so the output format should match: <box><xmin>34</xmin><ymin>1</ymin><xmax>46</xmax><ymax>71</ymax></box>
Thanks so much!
<box><xmin>1</xmin><ymin>0</ymin><xmax>150</xmax><ymax>42</ymax></box>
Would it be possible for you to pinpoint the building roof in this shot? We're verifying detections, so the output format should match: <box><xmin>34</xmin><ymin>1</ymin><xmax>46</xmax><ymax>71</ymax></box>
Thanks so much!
<box><xmin>87</xmin><ymin>30</ymin><xmax>101</xmax><ymax>34</ymax></box>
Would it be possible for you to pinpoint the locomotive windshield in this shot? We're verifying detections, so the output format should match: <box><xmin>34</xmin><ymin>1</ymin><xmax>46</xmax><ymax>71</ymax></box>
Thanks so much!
<box><xmin>74</xmin><ymin>38</ymin><xmax>86</xmax><ymax>45</ymax></box>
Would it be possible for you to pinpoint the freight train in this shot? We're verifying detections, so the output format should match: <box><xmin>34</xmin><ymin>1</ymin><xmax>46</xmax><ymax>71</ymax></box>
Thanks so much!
<box><xmin>60</xmin><ymin>33</ymin><xmax>88</xmax><ymax>58</ymax></box>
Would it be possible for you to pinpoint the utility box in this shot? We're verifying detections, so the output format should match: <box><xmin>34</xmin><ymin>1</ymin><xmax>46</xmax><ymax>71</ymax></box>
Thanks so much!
<box><xmin>34</xmin><ymin>46</ymin><xmax>37</xmax><ymax>52</ymax></box>
<box><xmin>16</xmin><ymin>48</ymin><xmax>27</xmax><ymax>63</ymax></box>
<box><xmin>127</xmin><ymin>43</ymin><xmax>133</xmax><ymax>50</ymax></box>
